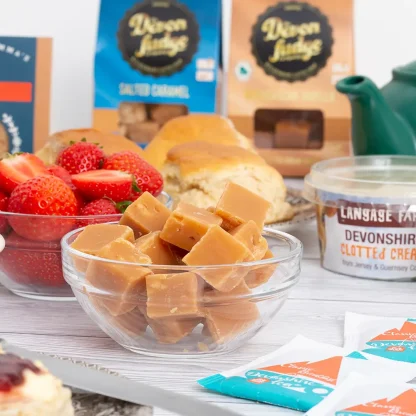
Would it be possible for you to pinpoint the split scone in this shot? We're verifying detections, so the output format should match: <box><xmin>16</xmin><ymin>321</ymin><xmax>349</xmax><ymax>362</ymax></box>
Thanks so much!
<box><xmin>144</xmin><ymin>114</ymin><xmax>254</xmax><ymax>169</ymax></box>
<box><xmin>0</xmin><ymin>352</ymin><xmax>74</xmax><ymax>416</ymax></box>
<box><xmin>36</xmin><ymin>128</ymin><xmax>145</xmax><ymax>165</ymax></box>
<box><xmin>163</xmin><ymin>141</ymin><xmax>294</xmax><ymax>224</ymax></box>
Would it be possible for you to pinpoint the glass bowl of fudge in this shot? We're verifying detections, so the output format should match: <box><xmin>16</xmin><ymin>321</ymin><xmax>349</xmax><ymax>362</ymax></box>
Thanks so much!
<box><xmin>62</xmin><ymin>183</ymin><xmax>302</xmax><ymax>356</ymax></box>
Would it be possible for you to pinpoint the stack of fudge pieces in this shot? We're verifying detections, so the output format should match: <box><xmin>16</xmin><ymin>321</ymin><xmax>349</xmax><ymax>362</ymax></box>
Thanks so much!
<box><xmin>71</xmin><ymin>182</ymin><xmax>277</xmax><ymax>346</ymax></box>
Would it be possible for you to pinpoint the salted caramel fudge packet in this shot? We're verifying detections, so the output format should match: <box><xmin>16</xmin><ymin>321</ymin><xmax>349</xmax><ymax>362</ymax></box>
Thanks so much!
<box><xmin>306</xmin><ymin>373</ymin><xmax>416</xmax><ymax>416</ymax></box>
<box><xmin>94</xmin><ymin>0</ymin><xmax>221</xmax><ymax>148</ymax></box>
<box><xmin>344</xmin><ymin>312</ymin><xmax>416</xmax><ymax>363</ymax></box>
<box><xmin>198</xmin><ymin>336</ymin><xmax>416</xmax><ymax>412</ymax></box>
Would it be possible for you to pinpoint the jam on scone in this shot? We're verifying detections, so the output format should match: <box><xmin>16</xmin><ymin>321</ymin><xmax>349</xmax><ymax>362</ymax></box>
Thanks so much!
<box><xmin>0</xmin><ymin>352</ymin><xmax>74</xmax><ymax>415</ymax></box>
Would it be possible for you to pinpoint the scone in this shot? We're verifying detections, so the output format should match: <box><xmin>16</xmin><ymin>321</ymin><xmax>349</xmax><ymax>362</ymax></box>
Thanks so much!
<box><xmin>163</xmin><ymin>142</ymin><xmax>294</xmax><ymax>224</ymax></box>
<box><xmin>0</xmin><ymin>123</ymin><xmax>8</xmax><ymax>157</ymax></box>
<box><xmin>36</xmin><ymin>128</ymin><xmax>145</xmax><ymax>165</ymax></box>
<box><xmin>144</xmin><ymin>114</ymin><xmax>254</xmax><ymax>169</ymax></box>
<box><xmin>0</xmin><ymin>352</ymin><xmax>74</xmax><ymax>416</ymax></box>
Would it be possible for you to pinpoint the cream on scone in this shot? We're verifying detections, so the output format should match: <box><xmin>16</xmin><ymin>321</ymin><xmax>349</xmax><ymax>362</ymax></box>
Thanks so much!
<box><xmin>0</xmin><ymin>353</ymin><xmax>74</xmax><ymax>416</ymax></box>
<box><xmin>162</xmin><ymin>141</ymin><xmax>294</xmax><ymax>224</ymax></box>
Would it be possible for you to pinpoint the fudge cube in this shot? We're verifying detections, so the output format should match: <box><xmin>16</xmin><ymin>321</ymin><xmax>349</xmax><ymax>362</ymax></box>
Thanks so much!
<box><xmin>70</xmin><ymin>224</ymin><xmax>135</xmax><ymax>272</ymax></box>
<box><xmin>182</xmin><ymin>226</ymin><xmax>251</xmax><ymax>292</ymax></box>
<box><xmin>86</xmin><ymin>238</ymin><xmax>152</xmax><ymax>316</ymax></box>
<box><xmin>203</xmin><ymin>281</ymin><xmax>260</xmax><ymax>344</ymax></box>
<box><xmin>134</xmin><ymin>231</ymin><xmax>181</xmax><ymax>265</ymax></box>
<box><xmin>92</xmin><ymin>300</ymin><xmax>148</xmax><ymax>338</ymax></box>
<box><xmin>245</xmin><ymin>249</ymin><xmax>276</xmax><ymax>288</ymax></box>
<box><xmin>146</xmin><ymin>272</ymin><xmax>202</xmax><ymax>319</ymax></box>
<box><xmin>138</xmin><ymin>305</ymin><xmax>201</xmax><ymax>344</ymax></box>
<box><xmin>215</xmin><ymin>182</ymin><xmax>271</xmax><ymax>231</ymax></box>
<box><xmin>275</xmin><ymin>120</ymin><xmax>311</xmax><ymax>149</ymax></box>
<box><xmin>119</xmin><ymin>192</ymin><xmax>171</xmax><ymax>238</ymax></box>
<box><xmin>118</xmin><ymin>102</ymin><xmax>147</xmax><ymax>124</ymax></box>
<box><xmin>109</xmin><ymin>307</ymin><xmax>148</xmax><ymax>338</ymax></box>
<box><xmin>160</xmin><ymin>201</ymin><xmax>222</xmax><ymax>251</ymax></box>
<box><xmin>147</xmin><ymin>317</ymin><xmax>201</xmax><ymax>344</ymax></box>
<box><xmin>123</xmin><ymin>121</ymin><xmax>159</xmax><ymax>144</ymax></box>
<box><xmin>230</xmin><ymin>220</ymin><xmax>268</xmax><ymax>261</ymax></box>
<box><xmin>149</xmin><ymin>104</ymin><xmax>187</xmax><ymax>125</ymax></box>
<box><xmin>71</xmin><ymin>224</ymin><xmax>134</xmax><ymax>256</ymax></box>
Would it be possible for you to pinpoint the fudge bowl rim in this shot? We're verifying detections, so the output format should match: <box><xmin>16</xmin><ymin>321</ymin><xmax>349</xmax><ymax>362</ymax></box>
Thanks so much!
<box><xmin>0</xmin><ymin>191</ymin><xmax>172</xmax><ymax>220</ymax></box>
<box><xmin>61</xmin><ymin>226</ymin><xmax>303</xmax><ymax>270</ymax></box>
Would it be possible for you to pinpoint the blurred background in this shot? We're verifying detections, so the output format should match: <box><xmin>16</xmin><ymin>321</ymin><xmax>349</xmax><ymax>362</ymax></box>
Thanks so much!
<box><xmin>0</xmin><ymin>0</ymin><xmax>415</xmax><ymax>133</ymax></box>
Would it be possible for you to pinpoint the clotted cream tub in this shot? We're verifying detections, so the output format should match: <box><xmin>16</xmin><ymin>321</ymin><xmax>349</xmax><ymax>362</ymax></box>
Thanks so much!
<box><xmin>304</xmin><ymin>156</ymin><xmax>416</xmax><ymax>281</ymax></box>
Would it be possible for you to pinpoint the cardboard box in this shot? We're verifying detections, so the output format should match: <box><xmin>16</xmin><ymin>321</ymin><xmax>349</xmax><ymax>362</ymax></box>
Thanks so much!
<box><xmin>0</xmin><ymin>37</ymin><xmax>52</xmax><ymax>156</ymax></box>
<box><xmin>94</xmin><ymin>0</ymin><xmax>222</xmax><ymax>148</ymax></box>
<box><xmin>227</xmin><ymin>0</ymin><xmax>354</xmax><ymax>176</ymax></box>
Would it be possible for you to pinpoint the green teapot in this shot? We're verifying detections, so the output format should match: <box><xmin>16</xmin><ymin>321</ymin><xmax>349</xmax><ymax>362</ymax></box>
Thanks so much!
<box><xmin>336</xmin><ymin>61</ymin><xmax>416</xmax><ymax>156</ymax></box>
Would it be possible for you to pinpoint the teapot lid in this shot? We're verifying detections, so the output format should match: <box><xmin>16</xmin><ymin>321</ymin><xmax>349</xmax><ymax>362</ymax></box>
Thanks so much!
<box><xmin>393</xmin><ymin>61</ymin><xmax>416</xmax><ymax>82</ymax></box>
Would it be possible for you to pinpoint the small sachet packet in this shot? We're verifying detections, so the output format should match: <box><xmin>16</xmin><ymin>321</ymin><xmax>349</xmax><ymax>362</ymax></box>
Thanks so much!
<box><xmin>306</xmin><ymin>372</ymin><xmax>416</xmax><ymax>416</ymax></box>
<box><xmin>198</xmin><ymin>335</ymin><xmax>416</xmax><ymax>412</ymax></box>
<box><xmin>344</xmin><ymin>312</ymin><xmax>416</xmax><ymax>363</ymax></box>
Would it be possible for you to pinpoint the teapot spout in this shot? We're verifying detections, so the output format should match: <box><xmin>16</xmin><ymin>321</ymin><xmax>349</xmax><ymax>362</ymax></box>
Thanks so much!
<box><xmin>336</xmin><ymin>75</ymin><xmax>379</xmax><ymax>98</ymax></box>
<box><xmin>336</xmin><ymin>76</ymin><xmax>416</xmax><ymax>156</ymax></box>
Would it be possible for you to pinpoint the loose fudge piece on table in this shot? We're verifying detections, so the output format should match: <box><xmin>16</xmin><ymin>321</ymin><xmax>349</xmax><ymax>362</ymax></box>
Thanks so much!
<box><xmin>160</xmin><ymin>201</ymin><xmax>222</xmax><ymax>251</ymax></box>
<box><xmin>183</xmin><ymin>225</ymin><xmax>251</xmax><ymax>292</ymax></box>
<box><xmin>120</xmin><ymin>191</ymin><xmax>171</xmax><ymax>238</ymax></box>
<box><xmin>86</xmin><ymin>238</ymin><xmax>152</xmax><ymax>316</ymax></box>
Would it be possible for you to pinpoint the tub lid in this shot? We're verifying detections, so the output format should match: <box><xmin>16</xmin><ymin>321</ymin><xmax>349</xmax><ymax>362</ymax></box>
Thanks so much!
<box><xmin>304</xmin><ymin>156</ymin><xmax>416</xmax><ymax>205</ymax></box>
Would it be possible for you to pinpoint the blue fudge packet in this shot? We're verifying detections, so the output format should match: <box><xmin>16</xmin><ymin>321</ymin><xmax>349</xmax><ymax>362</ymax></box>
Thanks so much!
<box><xmin>198</xmin><ymin>335</ymin><xmax>416</xmax><ymax>412</ymax></box>
<box><xmin>94</xmin><ymin>0</ymin><xmax>221</xmax><ymax>146</ymax></box>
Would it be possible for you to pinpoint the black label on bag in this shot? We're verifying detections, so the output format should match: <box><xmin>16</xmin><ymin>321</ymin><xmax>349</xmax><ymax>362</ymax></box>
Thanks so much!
<box><xmin>117</xmin><ymin>0</ymin><xmax>200</xmax><ymax>77</ymax></box>
<box><xmin>251</xmin><ymin>1</ymin><xmax>333</xmax><ymax>82</ymax></box>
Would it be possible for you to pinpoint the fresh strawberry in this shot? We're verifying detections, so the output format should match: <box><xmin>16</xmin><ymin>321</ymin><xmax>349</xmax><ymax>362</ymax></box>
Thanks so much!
<box><xmin>0</xmin><ymin>232</ymin><xmax>64</xmax><ymax>286</ymax></box>
<box><xmin>56</xmin><ymin>139</ymin><xmax>105</xmax><ymax>175</ymax></box>
<box><xmin>78</xmin><ymin>198</ymin><xmax>123</xmax><ymax>227</ymax></box>
<box><xmin>45</xmin><ymin>165</ymin><xmax>86</xmax><ymax>211</ymax></box>
<box><xmin>72</xmin><ymin>187</ymin><xmax>86</xmax><ymax>211</ymax></box>
<box><xmin>71</xmin><ymin>170</ymin><xmax>133</xmax><ymax>202</ymax></box>
<box><xmin>0</xmin><ymin>153</ymin><xmax>48</xmax><ymax>194</ymax></box>
<box><xmin>7</xmin><ymin>176</ymin><xmax>78</xmax><ymax>241</ymax></box>
<box><xmin>103</xmin><ymin>151</ymin><xmax>163</xmax><ymax>197</ymax></box>
<box><xmin>46</xmin><ymin>164</ymin><xmax>72</xmax><ymax>185</ymax></box>
<box><xmin>0</xmin><ymin>191</ymin><xmax>9</xmax><ymax>233</ymax></box>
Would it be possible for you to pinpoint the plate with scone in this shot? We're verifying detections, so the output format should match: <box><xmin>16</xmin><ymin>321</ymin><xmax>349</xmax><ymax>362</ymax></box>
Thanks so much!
<box><xmin>143</xmin><ymin>115</ymin><xmax>315</xmax><ymax>231</ymax></box>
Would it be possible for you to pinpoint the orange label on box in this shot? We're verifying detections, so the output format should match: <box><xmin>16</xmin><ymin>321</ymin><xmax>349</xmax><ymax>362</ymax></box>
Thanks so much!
<box><xmin>0</xmin><ymin>82</ymin><xmax>32</xmax><ymax>103</ymax></box>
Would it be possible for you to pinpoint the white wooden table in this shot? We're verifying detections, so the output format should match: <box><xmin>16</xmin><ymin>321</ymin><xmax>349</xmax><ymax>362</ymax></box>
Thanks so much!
<box><xmin>1</xmin><ymin>180</ymin><xmax>415</xmax><ymax>415</ymax></box>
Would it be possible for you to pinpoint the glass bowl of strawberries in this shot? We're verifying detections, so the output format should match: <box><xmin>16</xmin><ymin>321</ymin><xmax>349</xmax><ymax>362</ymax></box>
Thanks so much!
<box><xmin>0</xmin><ymin>141</ymin><xmax>170</xmax><ymax>300</ymax></box>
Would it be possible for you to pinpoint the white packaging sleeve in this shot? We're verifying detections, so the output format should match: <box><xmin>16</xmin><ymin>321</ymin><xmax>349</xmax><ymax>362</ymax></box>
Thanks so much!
<box><xmin>344</xmin><ymin>311</ymin><xmax>416</xmax><ymax>363</ymax></box>
<box><xmin>306</xmin><ymin>372</ymin><xmax>416</xmax><ymax>416</ymax></box>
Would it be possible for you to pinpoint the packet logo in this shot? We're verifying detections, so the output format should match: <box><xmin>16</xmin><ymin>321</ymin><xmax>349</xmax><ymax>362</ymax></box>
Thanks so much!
<box><xmin>117</xmin><ymin>0</ymin><xmax>200</xmax><ymax>77</ymax></box>
<box><xmin>250</xmin><ymin>1</ymin><xmax>333</xmax><ymax>82</ymax></box>
<box><xmin>227</xmin><ymin>356</ymin><xmax>344</xmax><ymax>411</ymax></box>
<box><xmin>335</xmin><ymin>388</ymin><xmax>416</xmax><ymax>416</ymax></box>
<box><xmin>363</xmin><ymin>320</ymin><xmax>416</xmax><ymax>363</ymax></box>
